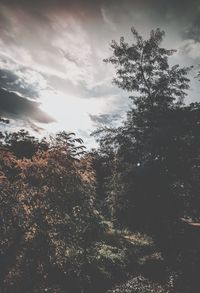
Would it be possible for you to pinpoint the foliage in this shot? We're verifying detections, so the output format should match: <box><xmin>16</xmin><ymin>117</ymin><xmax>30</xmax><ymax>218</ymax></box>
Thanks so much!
<box><xmin>0</xmin><ymin>131</ymin><xmax>105</xmax><ymax>292</ymax></box>
<box><xmin>104</xmin><ymin>28</ymin><xmax>191</xmax><ymax>106</ymax></box>
<box><xmin>107</xmin><ymin>275</ymin><xmax>173</xmax><ymax>293</ymax></box>
<box><xmin>96</xmin><ymin>28</ymin><xmax>200</xmax><ymax>231</ymax></box>
<box><xmin>1</xmin><ymin>129</ymin><xmax>49</xmax><ymax>159</ymax></box>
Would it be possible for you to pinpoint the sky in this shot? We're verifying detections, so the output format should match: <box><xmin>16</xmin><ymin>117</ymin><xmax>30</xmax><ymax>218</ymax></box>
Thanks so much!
<box><xmin>0</xmin><ymin>0</ymin><xmax>200</xmax><ymax>147</ymax></box>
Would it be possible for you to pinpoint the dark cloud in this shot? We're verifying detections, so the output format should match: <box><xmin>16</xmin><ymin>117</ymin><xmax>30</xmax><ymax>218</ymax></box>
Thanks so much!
<box><xmin>0</xmin><ymin>54</ymin><xmax>49</xmax><ymax>97</ymax></box>
<box><xmin>182</xmin><ymin>15</ymin><xmax>200</xmax><ymax>42</ymax></box>
<box><xmin>0</xmin><ymin>68</ymin><xmax>39</xmax><ymax>98</ymax></box>
<box><xmin>89</xmin><ymin>113</ymin><xmax>120</xmax><ymax>126</ymax></box>
<box><xmin>0</xmin><ymin>0</ymin><xmax>103</xmax><ymax>23</ymax></box>
<box><xmin>1</xmin><ymin>0</ymin><xmax>199</xmax><ymax>25</ymax></box>
<box><xmin>0</xmin><ymin>0</ymin><xmax>100</xmax><ymax>10</ymax></box>
<box><xmin>0</xmin><ymin>0</ymin><xmax>199</xmax><ymax>44</ymax></box>
<box><xmin>0</xmin><ymin>88</ymin><xmax>55</xmax><ymax>124</ymax></box>
<box><xmin>0</xmin><ymin>54</ymin><xmax>55</xmax><ymax>131</ymax></box>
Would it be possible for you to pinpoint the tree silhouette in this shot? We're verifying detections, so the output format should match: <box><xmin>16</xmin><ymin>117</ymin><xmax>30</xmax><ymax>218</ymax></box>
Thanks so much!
<box><xmin>99</xmin><ymin>28</ymin><xmax>200</xmax><ymax>234</ymax></box>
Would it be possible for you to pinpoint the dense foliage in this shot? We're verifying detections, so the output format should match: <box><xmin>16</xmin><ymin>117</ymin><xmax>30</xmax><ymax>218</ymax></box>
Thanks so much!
<box><xmin>0</xmin><ymin>130</ymin><xmax>108</xmax><ymax>292</ymax></box>
<box><xmin>94</xmin><ymin>29</ymin><xmax>200</xmax><ymax>227</ymax></box>
<box><xmin>94</xmin><ymin>28</ymin><xmax>200</xmax><ymax>292</ymax></box>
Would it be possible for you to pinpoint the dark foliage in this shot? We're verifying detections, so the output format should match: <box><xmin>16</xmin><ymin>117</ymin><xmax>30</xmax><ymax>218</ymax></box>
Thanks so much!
<box><xmin>95</xmin><ymin>28</ymin><xmax>200</xmax><ymax>291</ymax></box>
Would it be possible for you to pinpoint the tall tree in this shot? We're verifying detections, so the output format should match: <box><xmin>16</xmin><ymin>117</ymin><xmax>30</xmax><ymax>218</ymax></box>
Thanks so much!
<box><xmin>99</xmin><ymin>28</ymin><xmax>198</xmax><ymax>233</ymax></box>
<box><xmin>104</xmin><ymin>28</ymin><xmax>191</xmax><ymax>107</ymax></box>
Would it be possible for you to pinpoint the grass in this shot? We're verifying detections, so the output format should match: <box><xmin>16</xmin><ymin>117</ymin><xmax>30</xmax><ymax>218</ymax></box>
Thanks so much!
<box><xmin>100</xmin><ymin>222</ymin><xmax>175</xmax><ymax>293</ymax></box>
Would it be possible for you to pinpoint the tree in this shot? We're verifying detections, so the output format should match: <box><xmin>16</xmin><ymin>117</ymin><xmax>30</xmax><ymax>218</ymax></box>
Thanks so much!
<box><xmin>104</xmin><ymin>28</ymin><xmax>191</xmax><ymax>107</ymax></box>
<box><xmin>3</xmin><ymin>129</ymin><xmax>49</xmax><ymax>159</ymax></box>
<box><xmin>98</xmin><ymin>28</ymin><xmax>200</xmax><ymax>232</ymax></box>
<box><xmin>0</xmin><ymin>131</ymin><xmax>105</xmax><ymax>293</ymax></box>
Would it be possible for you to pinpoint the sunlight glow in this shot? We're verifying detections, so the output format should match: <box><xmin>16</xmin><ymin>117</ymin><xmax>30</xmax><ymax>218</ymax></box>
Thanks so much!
<box><xmin>40</xmin><ymin>90</ymin><xmax>111</xmax><ymax>135</ymax></box>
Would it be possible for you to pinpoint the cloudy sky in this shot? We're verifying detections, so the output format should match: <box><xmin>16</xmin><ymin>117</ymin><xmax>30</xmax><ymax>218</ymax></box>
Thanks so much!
<box><xmin>0</xmin><ymin>0</ymin><xmax>200</xmax><ymax>147</ymax></box>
